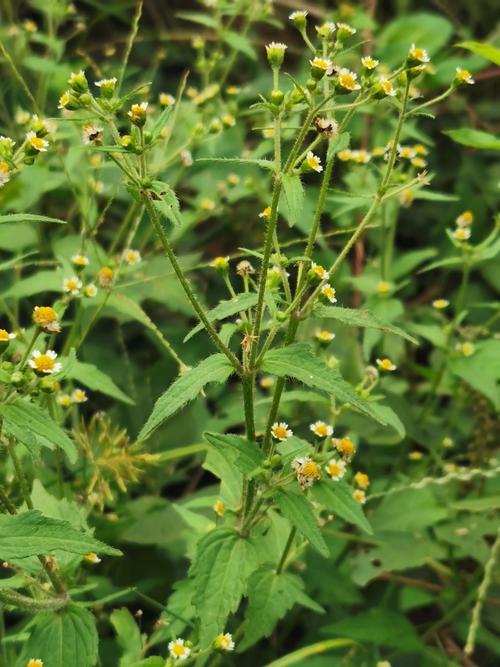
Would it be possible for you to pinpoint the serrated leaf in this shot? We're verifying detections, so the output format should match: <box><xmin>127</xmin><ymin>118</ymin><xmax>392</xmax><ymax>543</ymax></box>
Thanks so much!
<box><xmin>457</xmin><ymin>40</ymin><xmax>500</xmax><ymax>65</ymax></box>
<box><xmin>184</xmin><ymin>292</ymin><xmax>258</xmax><ymax>342</ymax></box>
<box><xmin>281</xmin><ymin>173</ymin><xmax>304</xmax><ymax>228</ymax></box>
<box><xmin>139</xmin><ymin>355</ymin><xmax>234</xmax><ymax>441</ymax></box>
<box><xmin>449</xmin><ymin>340</ymin><xmax>500</xmax><ymax>409</ymax></box>
<box><xmin>260</xmin><ymin>343</ymin><xmax>386</xmax><ymax>424</ymax></box>
<box><xmin>151</xmin><ymin>181</ymin><xmax>183</xmax><ymax>227</ymax></box>
<box><xmin>190</xmin><ymin>528</ymin><xmax>249</xmax><ymax>647</ymax></box>
<box><xmin>0</xmin><ymin>510</ymin><xmax>121</xmax><ymax>559</ymax></box>
<box><xmin>444</xmin><ymin>128</ymin><xmax>500</xmax><ymax>151</ymax></box>
<box><xmin>0</xmin><ymin>398</ymin><xmax>77</xmax><ymax>463</ymax></box>
<box><xmin>314</xmin><ymin>305</ymin><xmax>417</xmax><ymax>343</ymax></box>
<box><xmin>311</xmin><ymin>480</ymin><xmax>373</xmax><ymax>534</ymax></box>
<box><xmin>0</xmin><ymin>213</ymin><xmax>66</xmax><ymax>224</ymax></box>
<box><xmin>65</xmin><ymin>358</ymin><xmax>134</xmax><ymax>405</ymax></box>
<box><xmin>275</xmin><ymin>489</ymin><xmax>329</xmax><ymax>557</ymax></box>
<box><xmin>240</xmin><ymin>565</ymin><xmax>323</xmax><ymax>650</ymax></box>
<box><xmin>203</xmin><ymin>432</ymin><xmax>263</xmax><ymax>475</ymax></box>
<box><xmin>19</xmin><ymin>606</ymin><xmax>98</xmax><ymax>667</ymax></box>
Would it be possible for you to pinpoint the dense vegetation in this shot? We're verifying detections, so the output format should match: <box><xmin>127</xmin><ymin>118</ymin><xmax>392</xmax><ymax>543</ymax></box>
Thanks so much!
<box><xmin>0</xmin><ymin>1</ymin><xmax>498</xmax><ymax>666</ymax></box>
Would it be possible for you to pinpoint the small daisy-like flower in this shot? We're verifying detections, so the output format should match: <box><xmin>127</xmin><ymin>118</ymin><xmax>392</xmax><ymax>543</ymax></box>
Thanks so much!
<box><xmin>271</xmin><ymin>422</ymin><xmax>293</xmax><ymax>441</ymax></box>
<box><xmin>413</xmin><ymin>144</ymin><xmax>428</xmax><ymax>156</ymax></box>
<box><xmin>326</xmin><ymin>458</ymin><xmax>346</xmax><ymax>481</ymax></box>
<box><xmin>259</xmin><ymin>206</ymin><xmax>272</xmax><ymax>219</ymax></box>
<box><xmin>262</xmin><ymin>128</ymin><xmax>275</xmax><ymax>139</ymax></box>
<box><xmin>57</xmin><ymin>394</ymin><xmax>72</xmax><ymax>407</ymax></box>
<box><xmin>361</xmin><ymin>56</ymin><xmax>379</xmax><ymax>70</ymax></box>
<box><xmin>442</xmin><ymin>436</ymin><xmax>454</xmax><ymax>448</ymax></box>
<box><xmin>84</xmin><ymin>552</ymin><xmax>101</xmax><ymax>564</ymax></box>
<box><xmin>98</xmin><ymin>266</ymin><xmax>114</xmax><ymax>286</ymax></box>
<box><xmin>316</xmin><ymin>22</ymin><xmax>336</xmax><ymax>39</ymax></box>
<box><xmin>58</xmin><ymin>91</ymin><xmax>71</xmax><ymax>110</ymax></box>
<box><xmin>457</xmin><ymin>341</ymin><xmax>475</xmax><ymax>357</ymax></box>
<box><xmin>306</xmin><ymin>151</ymin><xmax>323</xmax><ymax>173</ymax></box>
<box><xmin>398</xmin><ymin>146</ymin><xmax>416</xmax><ymax>160</ymax></box>
<box><xmin>321</xmin><ymin>284</ymin><xmax>337</xmax><ymax>304</ymax></box>
<box><xmin>376</xmin><ymin>280</ymin><xmax>391</xmax><ymax>295</ymax></box>
<box><xmin>408</xmin><ymin>44</ymin><xmax>430</xmax><ymax>64</ymax></box>
<box><xmin>351</xmin><ymin>149</ymin><xmax>371</xmax><ymax>164</ymax></box>
<box><xmin>315</xmin><ymin>329</ymin><xmax>335</xmax><ymax>343</ymax></box>
<box><xmin>63</xmin><ymin>276</ymin><xmax>83</xmax><ymax>295</ymax></box>
<box><xmin>124</xmin><ymin>249</ymin><xmax>142</xmax><ymax>265</ymax></box>
<box><xmin>222</xmin><ymin>114</ymin><xmax>236</xmax><ymax>127</ymax></box>
<box><xmin>265</xmin><ymin>42</ymin><xmax>287</xmax><ymax>68</ymax></box>
<box><xmin>71</xmin><ymin>388</ymin><xmax>87</xmax><ymax>403</ymax></box>
<box><xmin>159</xmin><ymin>92</ymin><xmax>176</xmax><ymax>106</ymax></box>
<box><xmin>260</xmin><ymin>376</ymin><xmax>274</xmax><ymax>389</ymax></box>
<box><xmin>309</xmin><ymin>57</ymin><xmax>334</xmax><ymax>77</ymax></box>
<box><xmin>433</xmin><ymin>299</ymin><xmax>449</xmax><ymax>309</ymax></box>
<box><xmin>82</xmin><ymin>124</ymin><xmax>103</xmax><ymax>145</ymax></box>
<box><xmin>211</xmin><ymin>256</ymin><xmax>230</xmax><ymax>272</ymax></box>
<box><xmin>227</xmin><ymin>173</ymin><xmax>240</xmax><ymax>186</ymax></box>
<box><xmin>411</xmin><ymin>157</ymin><xmax>426</xmax><ymax>169</ymax></box>
<box><xmin>337</xmin><ymin>23</ymin><xmax>356</xmax><ymax>39</ymax></box>
<box><xmin>409</xmin><ymin>451</ymin><xmax>423</xmax><ymax>461</ymax></box>
<box><xmin>33</xmin><ymin>306</ymin><xmax>60</xmax><ymax>332</ymax></box>
<box><xmin>292</xmin><ymin>456</ymin><xmax>321</xmax><ymax>489</ymax></box>
<box><xmin>27</xmin><ymin>660</ymin><xmax>44</xmax><ymax>667</ymax></box>
<box><xmin>379</xmin><ymin>77</ymin><xmax>396</xmax><ymax>97</ymax></box>
<box><xmin>0</xmin><ymin>328</ymin><xmax>16</xmax><ymax>343</ymax></box>
<box><xmin>310</xmin><ymin>421</ymin><xmax>334</xmax><ymax>438</ymax></box>
<box><xmin>289</xmin><ymin>10</ymin><xmax>308</xmax><ymax>29</ymax></box>
<box><xmin>334</xmin><ymin>437</ymin><xmax>356</xmax><ymax>460</ymax></box>
<box><xmin>213</xmin><ymin>499</ymin><xmax>225</xmax><ymax>517</ymax></box>
<box><xmin>337</xmin><ymin>149</ymin><xmax>352</xmax><ymax>161</ymax></box>
<box><xmin>0</xmin><ymin>162</ymin><xmax>10</xmax><ymax>188</ymax></box>
<box><xmin>201</xmin><ymin>198</ymin><xmax>216</xmax><ymax>211</ymax></box>
<box><xmin>400</xmin><ymin>189</ymin><xmax>414</xmax><ymax>207</ymax></box>
<box><xmin>337</xmin><ymin>68</ymin><xmax>361</xmax><ymax>91</ymax></box>
<box><xmin>0</xmin><ymin>135</ymin><xmax>16</xmax><ymax>155</ymax></box>
<box><xmin>25</xmin><ymin>131</ymin><xmax>48</xmax><ymax>152</ymax></box>
<box><xmin>214</xmin><ymin>632</ymin><xmax>235</xmax><ymax>651</ymax></box>
<box><xmin>455</xmin><ymin>210</ymin><xmax>473</xmax><ymax>227</ymax></box>
<box><xmin>29</xmin><ymin>350</ymin><xmax>61</xmax><ymax>375</ymax></box>
<box><xmin>376</xmin><ymin>358</ymin><xmax>397</xmax><ymax>372</ymax></box>
<box><xmin>453</xmin><ymin>227</ymin><xmax>471</xmax><ymax>241</ymax></box>
<box><xmin>23</xmin><ymin>19</ymin><xmax>38</xmax><ymax>33</ymax></box>
<box><xmin>72</xmin><ymin>253</ymin><xmax>89</xmax><ymax>267</ymax></box>
<box><xmin>455</xmin><ymin>67</ymin><xmax>474</xmax><ymax>85</ymax></box>
<box><xmin>354</xmin><ymin>471</ymin><xmax>370</xmax><ymax>489</ymax></box>
<box><xmin>352</xmin><ymin>489</ymin><xmax>366</xmax><ymax>504</ymax></box>
<box><xmin>168</xmin><ymin>638</ymin><xmax>191</xmax><ymax>661</ymax></box>
<box><xmin>95</xmin><ymin>77</ymin><xmax>117</xmax><ymax>93</ymax></box>
<box><xmin>226</xmin><ymin>85</ymin><xmax>240</xmax><ymax>95</ymax></box>
<box><xmin>128</xmin><ymin>102</ymin><xmax>148</xmax><ymax>126</ymax></box>
<box><xmin>84</xmin><ymin>283</ymin><xmax>98</xmax><ymax>298</ymax></box>
<box><xmin>309</xmin><ymin>262</ymin><xmax>330</xmax><ymax>281</ymax></box>
<box><xmin>16</xmin><ymin>108</ymin><xmax>30</xmax><ymax>125</ymax></box>
<box><xmin>314</xmin><ymin>117</ymin><xmax>339</xmax><ymax>137</ymax></box>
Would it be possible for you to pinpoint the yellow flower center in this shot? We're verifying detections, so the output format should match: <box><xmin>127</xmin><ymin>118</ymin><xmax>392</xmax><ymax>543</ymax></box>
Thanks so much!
<box><xmin>0</xmin><ymin>329</ymin><xmax>10</xmax><ymax>341</ymax></box>
<box><xmin>339</xmin><ymin>73</ymin><xmax>356</xmax><ymax>89</ymax></box>
<box><xmin>33</xmin><ymin>306</ymin><xmax>58</xmax><ymax>325</ymax></box>
<box><xmin>302</xmin><ymin>460</ymin><xmax>320</xmax><ymax>478</ymax></box>
<box><xmin>273</xmin><ymin>425</ymin><xmax>288</xmax><ymax>439</ymax></box>
<box><xmin>382</xmin><ymin>80</ymin><xmax>393</xmax><ymax>94</ymax></box>
<box><xmin>30</xmin><ymin>136</ymin><xmax>45</xmax><ymax>150</ymax></box>
<box><xmin>33</xmin><ymin>354</ymin><xmax>55</xmax><ymax>372</ymax></box>
<box><xmin>379</xmin><ymin>359</ymin><xmax>393</xmax><ymax>369</ymax></box>
<box><xmin>337</xmin><ymin>438</ymin><xmax>354</xmax><ymax>456</ymax></box>
<box><xmin>315</xmin><ymin>424</ymin><xmax>329</xmax><ymax>437</ymax></box>
<box><xmin>172</xmin><ymin>644</ymin><xmax>185</xmax><ymax>657</ymax></box>
<box><xmin>327</xmin><ymin>463</ymin><xmax>343</xmax><ymax>476</ymax></box>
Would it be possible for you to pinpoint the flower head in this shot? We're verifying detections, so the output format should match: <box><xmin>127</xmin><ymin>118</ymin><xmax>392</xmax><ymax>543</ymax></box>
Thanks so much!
<box><xmin>336</xmin><ymin>23</ymin><xmax>356</xmax><ymax>40</ymax></box>
<box><xmin>408</xmin><ymin>44</ymin><xmax>430</xmax><ymax>64</ymax></box>
<box><xmin>289</xmin><ymin>10</ymin><xmax>308</xmax><ymax>30</ymax></box>
<box><xmin>314</xmin><ymin>117</ymin><xmax>339</xmax><ymax>137</ymax></box>
<box><xmin>159</xmin><ymin>92</ymin><xmax>176</xmax><ymax>106</ymax></box>
<box><xmin>63</xmin><ymin>276</ymin><xmax>83</xmax><ymax>295</ymax></box>
<box><xmin>310</xmin><ymin>421</ymin><xmax>334</xmax><ymax>438</ymax></box>
<box><xmin>168</xmin><ymin>638</ymin><xmax>191</xmax><ymax>661</ymax></box>
<box><xmin>455</xmin><ymin>210</ymin><xmax>473</xmax><ymax>227</ymax></box>
<box><xmin>338</xmin><ymin>149</ymin><xmax>352</xmax><ymax>161</ymax></box>
<box><xmin>95</xmin><ymin>77</ymin><xmax>117</xmax><ymax>98</ymax></box>
<box><xmin>334</xmin><ymin>436</ymin><xmax>356</xmax><ymax>460</ymax></box>
<box><xmin>260</xmin><ymin>376</ymin><xmax>274</xmax><ymax>389</ymax></box>
<box><xmin>309</xmin><ymin>57</ymin><xmax>334</xmax><ymax>77</ymax></box>
<box><xmin>456</xmin><ymin>341</ymin><xmax>475</xmax><ymax>357</ymax></box>
<box><xmin>213</xmin><ymin>499</ymin><xmax>225</xmax><ymax>517</ymax></box>
<box><xmin>376</xmin><ymin>280</ymin><xmax>391</xmax><ymax>295</ymax></box>
<box><xmin>292</xmin><ymin>456</ymin><xmax>321</xmax><ymax>489</ymax></box>
<box><xmin>29</xmin><ymin>350</ymin><xmax>61</xmax><ymax>375</ymax></box>
<box><xmin>98</xmin><ymin>266</ymin><xmax>114</xmax><ymax>286</ymax></box>
<box><xmin>265</xmin><ymin>42</ymin><xmax>287</xmax><ymax>68</ymax></box>
<box><xmin>0</xmin><ymin>329</ymin><xmax>16</xmax><ymax>343</ymax></box>
<box><xmin>211</xmin><ymin>256</ymin><xmax>230</xmax><ymax>272</ymax></box>
<box><xmin>309</xmin><ymin>262</ymin><xmax>329</xmax><ymax>281</ymax></box>
<box><xmin>0</xmin><ymin>162</ymin><xmax>10</xmax><ymax>188</ymax></box>
<box><xmin>453</xmin><ymin>227</ymin><xmax>471</xmax><ymax>241</ymax></box>
<box><xmin>352</xmin><ymin>489</ymin><xmax>366</xmax><ymax>504</ymax></box>
<box><xmin>33</xmin><ymin>306</ymin><xmax>61</xmax><ymax>332</ymax></box>
<box><xmin>82</xmin><ymin>124</ymin><xmax>103</xmax><ymax>145</ymax></box>
<box><xmin>124</xmin><ymin>249</ymin><xmax>142</xmax><ymax>265</ymax></box>
<box><xmin>376</xmin><ymin>357</ymin><xmax>397</xmax><ymax>372</ymax></box>
<box><xmin>84</xmin><ymin>283</ymin><xmax>98</xmax><ymax>298</ymax></box>
<box><xmin>28</xmin><ymin>660</ymin><xmax>44</xmax><ymax>667</ymax></box>
<box><xmin>306</xmin><ymin>151</ymin><xmax>323</xmax><ymax>173</ymax></box>
<box><xmin>57</xmin><ymin>394</ymin><xmax>72</xmax><ymax>407</ymax></box>
<box><xmin>25</xmin><ymin>131</ymin><xmax>48</xmax><ymax>152</ymax></box>
<box><xmin>379</xmin><ymin>77</ymin><xmax>396</xmax><ymax>97</ymax></box>
<box><xmin>315</xmin><ymin>329</ymin><xmax>335</xmax><ymax>344</ymax></box>
<box><xmin>214</xmin><ymin>632</ymin><xmax>235</xmax><ymax>651</ymax></box>
<box><xmin>320</xmin><ymin>284</ymin><xmax>337</xmax><ymax>304</ymax></box>
<box><xmin>236</xmin><ymin>260</ymin><xmax>255</xmax><ymax>276</ymax></box>
<box><xmin>316</xmin><ymin>22</ymin><xmax>336</xmax><ymax>39</ymax></box>
<box><xmin>433</xmin><ymin>299</ymin><xmax>449</xmax><ymax>310</ymax></box>
<box><xmin>351</xmin><ymin>149</ymin><xmax>371</xmax><ymax>164</ymax></box>
<box><xmin>259</xmin><ymin>206</ymin><xmax>272</xmax><ymax>219</ymax></box>
<box><xmin>72</xmin><ymin>253</ymin><xmax>89</xmax><ymax>267</ymax></box>
<box><xmin>84</xmin><ymin>552</ymin><xmax>101</xmax><ymax>564</ymax></box>
<box><xmin>361</xmin><ymin>56</ymin><xmax>379</xmax><ymax>70</ymax></box>
<box><xmin>326</xmin><ymin>458</ymin><xmax>346</xmax><ymax>481</ymax></box>
<box><xmin>455</xmin><ymin>67</ymin><xmax>474</xmax><ymax>85</ymax></box>
<box><xmin>71</xmin><ymin>388</ymin><xmax>88</xmax><ymax>403</ymax></box>
<box><xmin>354</xmin><ymin>471</ymin><xmax>370</xmax><ymax>489</ymax></box>
<box><xmin>58</xmin><ymin>91</ymin><xmax>72</xmax><ymax>110</ymax></box>
<box><xmin>271</xmin><ymin>422</ymin><xmax>292</xmax><ymax>441</ymax></box>
<box><xmin>337</xmin><ymin>68</ymin><xmax>360</xmax><ymax>91</ymax></box>
<box><xmin>128</xmin><ymin>102</ymin><xmax>148</xmax><ymax>126</ymax></box>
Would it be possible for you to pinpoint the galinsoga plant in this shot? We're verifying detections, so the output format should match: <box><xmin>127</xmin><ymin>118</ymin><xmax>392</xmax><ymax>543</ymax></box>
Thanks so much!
<box><xmin>0</xmin><ymin>5</ymin><xmax>498</xmax><ymax>667</ymax></box>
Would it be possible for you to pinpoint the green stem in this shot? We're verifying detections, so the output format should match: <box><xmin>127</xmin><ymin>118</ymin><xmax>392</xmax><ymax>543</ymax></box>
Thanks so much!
<box><xmin>0</xmin><ymin>589</ymin><xmax>68</xmax><ymax>612</ymax></box>
<box><xmin>276</xmin><ymin>527</ymin><xmax>297</xmax><ymax>574</ymax></box>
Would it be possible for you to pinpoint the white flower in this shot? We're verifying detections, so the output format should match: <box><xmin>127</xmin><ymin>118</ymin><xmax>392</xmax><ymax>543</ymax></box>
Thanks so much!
<box><xmin>376</xmin><ymin>358</ymin><xmax>397</xmax><ymax>371</ymax></box>
<box><xmin>95</xmin><ymin>77</ymin><xmax>117</xmax><ymax>88</ymax></box>
<box><xmin>71</xmin><ymin>388</ymin><xmax>88</xmax><ymax>403</ymax></box>
<box><xmin>309</xmin><ymin>57</ymin><xmax>334</xmax><ymax>76</ymax></box>
<box><xmin>0</xmin><ymin>162</ymin><xmax>10</xmax><ymax>188</ymax></box>
<box><xmin>72</xmin><ymin>253</ymin><xmax>89</xmax><ymax>266</ymax></box>
<box><xmin>453</xmin><ymin>227</ymin><xmax>471</xmax><ymax>241</ymax></box>
<box><xmin>337</xmin><ymin>68</ymin><xmax>361</xmax><ymax>91</ymax></box>
<box><xmin>124</xmin><ymin>248</ymin><xmax>141</xmax><ymax>265</ymax></box>
<box><xmin>168</xmin><ymin>638</ymin><xmax>191</xmax><ymax>661</ymax></box>
<box><xmin>325</xmin><ymin>458</ymin><xmax>346</xmax><ymax>481</ymax></box>
<box><xmin>29</xmin><ymin>350</ymin><xmax>61</xmax><ymax>375</ymax></box>
<box><xmin>271</xmin><ymin>422</ymin><xmax>293</xmax><ymax>441</ymax></box>
<box><xmin>159</xmin><ymin>92</ymin><xmax>176</xmax><ymax>106</ymax></box>
<box><xmin>455</xmin><ymin>67</ymin><xmax>474</xmax><ymax>85</ymax></box>
<box><xmin>84</xmin><ymin>284</ymin><xmax>98</xmax><ymax>297</ymax></box>
<box><xmin>361</xmin><ymin>56</ymin><xmax>379</xmax><ymax>70</ymax></box>
<box><xmin>409</xmin><ymin>44</ymin><xmax>430</xmax><ymax>64</ymax></box>
<box><xmin>25</xmin><ymin>131</ymin><xmax>48</xmax><ymax>152</ymax></box>
<box><xmin>320</xmin><ymin>284</ymin><xmax>337</xmax><ymax>304</ymax></box>
<box><xmin>379</xmin><ymin>77</ymin><xmax>396</xmax><ymax>97</ymax></box>
<box><xmin>310</xmin><ymin>421</ymin><xmax>333</xmax><ymax>438</ymax></box>
<box><xmin>306</xmin><ymin>151</ymin><xmax>323</xmax><ymax>173</ymax></box>
<box><xmin>63</xmin><ymin>276</ymin><xmax>83</xmax><ymax>295</ymax></box>
<box><xmin>214</xmin><ymin>632</ymin><xmax>235</xmax><ymax>651</ymax></box>
<box><xmin>292</xmin><ymin>456</ymin><xmax>321</xmax><ymax>488</ymax></box>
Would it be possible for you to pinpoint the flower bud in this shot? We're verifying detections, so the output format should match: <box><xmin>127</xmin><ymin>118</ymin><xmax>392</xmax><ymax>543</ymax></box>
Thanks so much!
<box><xmin>289</xmin><ymin>10</ymin><xmax>307</xmax><ymax>31</ymax></box>
<box><xmin>271</xmin><ymin>89</ymin><xmax>285</xmax><ymax>106</ymax></box>
<box><xmin>68</xmin><ymin>70</ymin><xmax>89</xmax><ymax>93</ymax></box>
<box><xmin>265</xmin><ymin>42</ymin><xmax>287</xmax><ymax>69</ymax></box>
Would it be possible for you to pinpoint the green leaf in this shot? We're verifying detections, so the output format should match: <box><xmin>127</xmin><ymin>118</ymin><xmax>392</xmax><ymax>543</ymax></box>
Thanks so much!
<box><xmin>281</xmin><ymin>173</ymin><xmax>305</xmax><ymax>228</ymax></box>
<box><xmin>20</xmin><ymin>606</ymin><xmax>98</xmax><ymax>667</ymax></box>
<box><xmin>0</xmin><ymin>213</ymin><xmax>66</xmax><ymax>224</ymax></box>
<box><xmin>190</xmin><ymin>528</ymin><xmax>249</xmax><ymax>647</ymax></box>
<box><xmin>264</xmin><ymin>639</ymin><xmax>355</xmax><ymax>667</ymax></box>
<box><xmin>456</xmin><ymin>40</ymin><xmax>500</xmax><ymax>65</ymax></box>
<box><xmin>327</xmin><ymin>131</ymin><xmax>350</xmax><ymax>160</ymax></box>
<box><xmin>0</xmin><ymin>398</ymin><xmax>77</xmax><ymax>463</ymax></box>
<box><xmin>151</xmin><ymin>181</ymin><xmax>183</xmax><ymax>227</ymax></box>
<box><xmin>138</xmin><ymin>354</ymin><xmax>234</xmax><ymax>441</ymax></box>
<box><xmin>223</xmin><ymin>31</ymin><xmax>257</xmax><ymax>61</ymax></box>
<box><xmin>378</xmin><ymin>13</ymin><xmax>453</xmax><ymax>66</ymax></box>
<box><xmin>110</xmin><ymin>608</ymin><xmax>143</xmax><ymax>666</ymax></box>
<box><xmin>0</xmin><ymin>510</ymin><xmax>121</xmax><ymax>560</ymax></box>
<box><xmin>261</xmin><ymin>343</ymin><xmax>386</xmax><ymax>424</ymax></box>
<box><xmin>275</xmin><ymin>489</ymin><xmax>329</xmax><ymax>557</ymax></box>
<box><xmin>176</xmin><ymin>11</ymin><xmax>217</xmax><ymax>28</ymax></box>
<box><xmin>311</xmin><ymin>480</ymin><xmax>373</xmax><ymax>534</ymax></box>
<box><xmin>184</xmin><ymin>292</ymin><xmax>258</xmax><ymax>342</ymax></box>
<box><xmin>203</xmin><ymin>432</ymin><xmax>264</xmax><ymax>475</ymax></box>
<box><xmin>449</xmin><ymin>340</ymin><xmax>500</xmax><ymax>409</ymax></box>
<box><xmin>240</xmin><ymin>565</ymin><xmax>323</xmax><ymax>650</ymax></box>
<box><xmin>451</xmin><ymin>495</ymin><xmax>500</xmax><ymax>512</ymax></box>
<box><xmin>65</xmin><ymin>358</ymin><xmax>134</xmax><ymax>405</ymax></box>
<box><xmin>314</xmin><ymin>305</ymin><xmax>417</xmax><ymax>343</ymax></box>
<box><xmin>444</xmin><ymin>128</ymin><xmax>500</xmax><ymax>150</ymax></box>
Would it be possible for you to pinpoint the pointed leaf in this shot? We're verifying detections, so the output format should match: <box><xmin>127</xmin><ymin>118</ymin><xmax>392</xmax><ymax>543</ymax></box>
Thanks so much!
<box><xmin>281</xmin><ymin>173</ymin><xmax>304</xmax><ymax>228</ymax></box>
<box><xmin>203</xmin><ymin>432</ymin><xmax>264</xmax><ymax>475</ymax></box>
<box><xmin>66</xmin><ymin>358</ymin><xmax>134</xmax><ymax>405</ymax></box>
<box><xmin>275</xmin><ymin>489</ymin><xmax>329</xmax><ymax>557</ymax></box>
<box><xmin>314</xmin><ymin>305</ymin><xmax>417</xmax><ymax>343</ymax></box>
<box><xmin>184</xmin><ymin>292</ymin><xmax>258</xmax><ymax>342</ymax></box>
<box><xmin>311</xmin><ymin>480</ymin><xmax>373</xmax><ymax>534</ymax></box>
